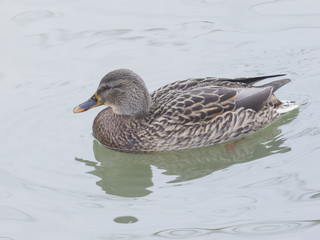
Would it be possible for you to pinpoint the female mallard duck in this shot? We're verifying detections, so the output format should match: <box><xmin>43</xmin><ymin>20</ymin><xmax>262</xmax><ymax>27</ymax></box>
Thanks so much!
<box><xmin>74</xmin><ymin>69</ymin><xmax>297</xmax><ymax>152</ymax></box>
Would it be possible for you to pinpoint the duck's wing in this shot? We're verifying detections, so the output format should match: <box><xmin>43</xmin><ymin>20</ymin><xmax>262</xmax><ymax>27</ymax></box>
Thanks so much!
<box><xmin>152</xmin><ymin>86</ymin><xmax>274</xmax><ymax>124</ymax></box>
<box><xmin>151</xmin><ymin>74</ymin><xmax>286</xmax><ymax>103</ymax></box>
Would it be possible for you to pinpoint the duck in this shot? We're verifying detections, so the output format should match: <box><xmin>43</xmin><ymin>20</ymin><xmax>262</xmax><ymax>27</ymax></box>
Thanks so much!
<box><xmin>73</xmin><ymin>69</ymin><xmax>298</xmax><ymax>152</ymax></box>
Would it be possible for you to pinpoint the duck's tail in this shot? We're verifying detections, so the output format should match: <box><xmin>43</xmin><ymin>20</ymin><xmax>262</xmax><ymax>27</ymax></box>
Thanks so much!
<box><xmin>257</xmin><ymin>78</ymin><xmax>299</xmax><ymax>114</ymax></box>
<box><xmin>259</xmin><ymin>78</ymin><xmax>291</xmax><ymax>93</ymax></box>
<box><xmin>249</xmin><ymin>77</ymin><xmax>298</xmax><ymax>114</ymax></box>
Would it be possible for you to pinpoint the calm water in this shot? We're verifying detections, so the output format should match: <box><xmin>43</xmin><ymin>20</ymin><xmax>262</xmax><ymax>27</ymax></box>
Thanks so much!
<box><xmin>1</xmin><ymin>0</ymin><xmax>320</xmax><ymax>239</ymax></box>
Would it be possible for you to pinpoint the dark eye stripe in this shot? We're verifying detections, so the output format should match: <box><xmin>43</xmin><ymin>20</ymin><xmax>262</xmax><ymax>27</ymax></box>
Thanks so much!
<box><xmin>99</xmin><ymin>84</ymin><xmax>122</xmax><ymax>93</ymax></box>
<box><xmin>100</xmin><ymin>86</ymin><xmax>110</xmax><ymax>92</ymax></box>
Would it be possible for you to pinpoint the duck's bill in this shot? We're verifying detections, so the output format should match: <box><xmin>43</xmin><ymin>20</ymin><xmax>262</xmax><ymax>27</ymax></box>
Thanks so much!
<box><xmin>73</xmin><ymin>93</ymin><xmax>103</xmax><ymax>113</ymax></box>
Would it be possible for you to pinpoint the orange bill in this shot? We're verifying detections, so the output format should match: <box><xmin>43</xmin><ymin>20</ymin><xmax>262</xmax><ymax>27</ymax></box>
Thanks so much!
<box><xmin>73</xmin><ymin>92</ymin><xmax>103</xmax><ymax>113</ymax></box>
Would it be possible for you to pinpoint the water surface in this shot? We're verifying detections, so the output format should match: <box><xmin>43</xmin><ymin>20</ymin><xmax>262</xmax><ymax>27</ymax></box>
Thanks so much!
<box><xmin>1</xmin><ymin>0</ymin><xmax>320</xmax><ymax>239</ymax></box>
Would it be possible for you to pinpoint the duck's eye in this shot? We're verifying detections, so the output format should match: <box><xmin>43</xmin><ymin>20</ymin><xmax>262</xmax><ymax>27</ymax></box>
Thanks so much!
<box><xmin>100</xmin><ymin>86</ymin><xmax>110</xmax><ymax>92</ymax></box>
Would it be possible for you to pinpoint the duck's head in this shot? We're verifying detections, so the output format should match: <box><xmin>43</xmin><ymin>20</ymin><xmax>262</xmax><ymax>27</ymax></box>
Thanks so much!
<box><xmin>73</xmin><ymin>69</ymin><xmax>152</xmax><ymax>117</ymax></box>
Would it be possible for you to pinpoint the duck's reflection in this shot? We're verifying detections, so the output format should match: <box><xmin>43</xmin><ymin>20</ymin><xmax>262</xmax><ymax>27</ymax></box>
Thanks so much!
<box><xmin>76</xmin><ymin>110</ymin><xmax>298</xmax><ymax>198</ymax></box>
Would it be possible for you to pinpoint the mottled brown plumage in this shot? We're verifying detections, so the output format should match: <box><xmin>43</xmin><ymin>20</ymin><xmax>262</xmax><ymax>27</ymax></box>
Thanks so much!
<box><xmin>74</xmin><ymin>69</ymin><xmax>297</xmax><ymax>152</ymax></box>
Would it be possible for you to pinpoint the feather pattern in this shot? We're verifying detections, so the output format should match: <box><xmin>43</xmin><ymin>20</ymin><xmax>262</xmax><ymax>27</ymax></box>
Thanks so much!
<box><xmin>74</xmin><ymin>69</ymin><xmax>295</xmax><ymax>152</ymax></box>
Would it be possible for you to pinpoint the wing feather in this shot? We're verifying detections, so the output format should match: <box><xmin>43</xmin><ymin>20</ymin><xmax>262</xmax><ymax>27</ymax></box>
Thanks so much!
<box><xmin>149</xmin><ymin>76</ymin><xmax>286</xmax><ymax>125</ymax></box>
<box><xmin>153</xmin><ymin>87</ymin><xmax>237</xmax><ymax>124</ymax></box>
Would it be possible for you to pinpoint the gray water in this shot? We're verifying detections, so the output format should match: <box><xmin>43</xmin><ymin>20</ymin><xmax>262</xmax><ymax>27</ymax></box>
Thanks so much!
<box><xmin>1</xmin><ymin>0</ymin><xmax>320</xmax><ymax>239</ymax></box>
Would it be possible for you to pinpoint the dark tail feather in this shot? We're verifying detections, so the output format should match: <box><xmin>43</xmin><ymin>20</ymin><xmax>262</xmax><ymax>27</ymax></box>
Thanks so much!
<box><xmin>229</xmin><ymin>74</ymin><xmax>286</xmax><ymax>84</ymax></box>
<box><xmin>260</xmin><ymin>79</ymin><xmax>291</xmax><ymax>93</ymax></box>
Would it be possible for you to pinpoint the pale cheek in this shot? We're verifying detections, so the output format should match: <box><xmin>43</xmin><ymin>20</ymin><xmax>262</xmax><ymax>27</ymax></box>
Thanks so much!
<box><xmin>105</xmin><ymin>101</ymin><xmax>115</xmax><ymax>108</ymax></box>
<box><xmin>104</xmin><ymin>101</ymin><xmax>123</xmax><ymax>114</ymax></box>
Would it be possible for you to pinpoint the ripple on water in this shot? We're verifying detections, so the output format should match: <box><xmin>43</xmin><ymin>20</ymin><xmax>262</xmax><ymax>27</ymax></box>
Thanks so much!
<box><xmin>12</xmin><ymin>10</ymin><xmax>61</xmax><ymax>25</ymax></box>
<box><xmin>241</xmin><ymin>173</ymin><xmax>295</xmax><ymax>188</ymax></box>
<box><xmin>250</xmin><ymin>0</ymin><xmax>320</xmax><ymax>16</ymax></box>
<box><xmin>297</xmin><ymin>190</ymin><xmax>320</xmax><ymax>201</ymax></box>
<box><xmin>219</xmin><ymin>220</ymin><xmax>319</xmax><ymax>235</ymax></box>
<box><xmin>154</xmin><ymin>220</ymin><xmax>319</xmax><ymax>238</ymax></box>
<box><xmin>84</xmin><ymin>21</ymin><xmax>217</xmax><ymax>49</ymax></box>
<box><xmin>154</xmin><ymin>228</ymin><xmax>211</xmax><ymax>239</ymax></box>
<box><xmin>79</xmin><ymin>203</ymin><xmax>104</xmax><ymax>208</ymax></box>
<box><xmin>311</xmin><ymin>192</ymin><xmax>320</xmax><ymax>199</ymax></box>
<box><xmin>0</xmin><ymin>206</ymin><xmax>33</xmax><ymax>221</ymax></box>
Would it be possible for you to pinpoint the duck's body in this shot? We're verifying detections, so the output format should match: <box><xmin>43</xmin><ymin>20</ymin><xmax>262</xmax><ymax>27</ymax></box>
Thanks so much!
<box><xmin>74</xmin><ymin>69</ymin><xmax>297</xmax><ymax>152</ymax></box>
